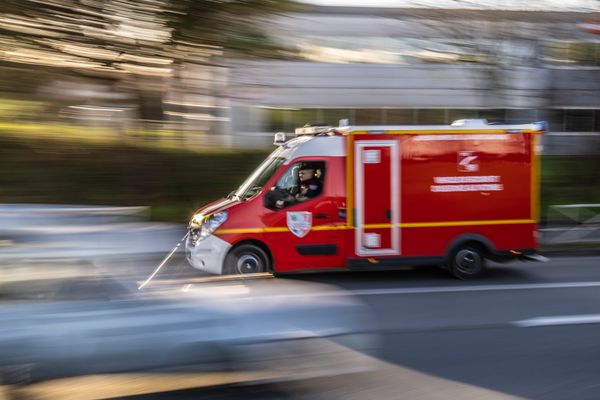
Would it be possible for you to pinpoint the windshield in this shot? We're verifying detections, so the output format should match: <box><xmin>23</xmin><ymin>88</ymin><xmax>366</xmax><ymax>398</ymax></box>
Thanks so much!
<box><xmin>234</xmin><ymin>156</ymin><xmax>287</xmax><ymax>200</ymax></box>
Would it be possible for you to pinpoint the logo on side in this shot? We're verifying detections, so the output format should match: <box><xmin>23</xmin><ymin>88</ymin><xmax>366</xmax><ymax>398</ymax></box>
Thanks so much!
<box><xmin>458</xmin><ymin>151</ymin><xmax>479</xmax><ymax>172</ymax></box>
<box><xmin>287</xmin><ymin>212</ymin><xmax>312</xmax><ymax>238</ymax></box>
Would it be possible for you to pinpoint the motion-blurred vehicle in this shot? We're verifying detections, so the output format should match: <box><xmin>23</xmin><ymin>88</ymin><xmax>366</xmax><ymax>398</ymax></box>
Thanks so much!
<box><xmin>186</xmin><ymin>119</ymin><xmax>547</xmax><ymax>279</ymax></box>
<box><xmin>0</xmin><ymin>278</ymin><xmax>376</xmax><ymax>384</ymax></box>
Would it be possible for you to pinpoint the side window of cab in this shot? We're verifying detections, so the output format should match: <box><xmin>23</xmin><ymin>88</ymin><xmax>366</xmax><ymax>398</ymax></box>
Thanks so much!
<box><xmin>264</xmin><ymin>161</ymin><xmax>326</xmax><ymax>210</ymax></box>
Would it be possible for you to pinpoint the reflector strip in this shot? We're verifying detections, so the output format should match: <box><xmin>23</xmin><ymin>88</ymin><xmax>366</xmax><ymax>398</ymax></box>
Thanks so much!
<box><xmin>215</xmin><ymin>227</ymin><xmax>289</xmax><ymax>234</ymax></box>
<box><xmin>214</xmin><ymin>219</ymin><xmax>534</xmax><ymax>235</ymax></box>
<box><xmin>400</xmin><ymin>219</ymin><xmax>535</xmax><ymax>228</ymax></box>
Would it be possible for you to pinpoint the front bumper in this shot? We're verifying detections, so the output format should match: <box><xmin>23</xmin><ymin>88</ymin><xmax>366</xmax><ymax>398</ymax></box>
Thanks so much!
<box><xmin>185</xmin><ymin>233</ymin><xmax>232</xmax><ymax>275</ymax></box>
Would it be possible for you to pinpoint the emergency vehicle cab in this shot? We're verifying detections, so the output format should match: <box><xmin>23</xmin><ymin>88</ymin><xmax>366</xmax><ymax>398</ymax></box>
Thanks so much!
<box><xmin>186</xmin><ymin>119</ymin><xmax>546</xmax><ymax>279</ymax></box>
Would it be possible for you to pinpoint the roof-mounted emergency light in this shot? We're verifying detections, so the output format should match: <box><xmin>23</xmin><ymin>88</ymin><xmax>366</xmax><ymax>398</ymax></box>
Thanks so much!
<box><xmin>273</xmin><ymin>131</ymin><xmax>286</xmax><ymax>146</ymax></box>
<box><xmin>295</xmin><ymin>125</ymin><xmax>331</xmax><ymax>136</ymax></box>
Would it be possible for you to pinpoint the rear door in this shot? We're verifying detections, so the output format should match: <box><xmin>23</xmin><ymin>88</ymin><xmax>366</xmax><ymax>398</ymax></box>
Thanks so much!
<box><xmin>354</xmin><ymin>139</ymin><xmax>400</xmax><ymax>256</ymax></box>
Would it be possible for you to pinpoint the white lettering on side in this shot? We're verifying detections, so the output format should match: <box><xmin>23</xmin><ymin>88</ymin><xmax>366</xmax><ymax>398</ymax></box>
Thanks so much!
<box><xmin>414</xmin><ymin>135</ymin><xmax>509</xmax><ymax>141</ymax></box>
<box><xmin>431</xmin><ymin>184</ymin><xmax>504</xmax><ymax>192</ymax></box>
<box><xmin>431</xmin><ymin>175</ymin><xmax>504</xmax><ymax>192</ymax></box>
<box><xmin>433</xmin><ymin>176</ymin><xmax>501</xmax><ymax>184</ymax></box>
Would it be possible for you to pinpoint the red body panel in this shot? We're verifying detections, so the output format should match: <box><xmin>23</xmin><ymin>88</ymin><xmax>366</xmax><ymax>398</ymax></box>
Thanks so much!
<box><xmin>401</xmin><ymin>133</ymin><xmax>532</xmax><ymax>223</ymax></box>
<box><xmin>401</xmin><ymin>224</ymin><xmax>536</xmax><ymax>257</ymax></box>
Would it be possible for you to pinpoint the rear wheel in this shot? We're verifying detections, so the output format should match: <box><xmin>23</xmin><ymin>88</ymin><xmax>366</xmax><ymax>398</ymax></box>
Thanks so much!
<box><xmin>224</xmin><ymin>244</ymin><xmax>270</xmax><ymax>275</ymax></box>
<box><xmin>449</xmin><ymin>245</ymin><xmax>485</xmax><ymax>279</ymax></box>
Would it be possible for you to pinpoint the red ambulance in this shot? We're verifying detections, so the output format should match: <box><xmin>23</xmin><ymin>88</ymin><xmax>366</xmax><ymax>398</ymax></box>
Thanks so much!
<box><xmin>186</xmin><ymin>119</ymin><xmax>546</xmax><ymax>279</ymax></box>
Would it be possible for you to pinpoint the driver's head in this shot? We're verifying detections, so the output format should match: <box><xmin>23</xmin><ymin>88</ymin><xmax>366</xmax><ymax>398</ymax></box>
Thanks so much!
<box><xmin>298</xmin><ymin>168</ymin><xmax>315</xmax><ymax>182</ymax></box>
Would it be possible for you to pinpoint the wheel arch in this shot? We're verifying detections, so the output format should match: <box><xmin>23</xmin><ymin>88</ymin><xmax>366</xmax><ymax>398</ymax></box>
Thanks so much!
<box><xmin>227</xmin><ymin>238</ymin><xmax>274</xmax><ymax>272</ymax></box>
<box><xmin>444</xmin><ymin>233</ymin><xmax>495</xmax><ymax>263</ymax></box>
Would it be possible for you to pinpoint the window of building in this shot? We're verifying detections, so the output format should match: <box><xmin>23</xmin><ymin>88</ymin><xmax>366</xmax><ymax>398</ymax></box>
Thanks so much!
<box><xmin>478</xmin><ymin>109</ymin><xmax>505</xmax><ymax>123</ymax></box>
<box><xmin>569</xmin><ymin>42</ymin><xmax>599</xmax><ymax>66</ymax></box>
<box><xmin>565</xmin><ymin>110</ymin><xmax>594</xmax><ymax>132</ymax></box>
<box><xmin>505</xmin><ymin>109</ymin><xmax>539</xmax><ymax>124</ymax></box>
<box><xmin>266</xmin><ymin>109</ymin><xmax>287</xmax><ymax>132</ymax></box>
<box><xmin>544</xmin><ymin>41</ymin><xmax>600</xmax><ymax>66</ymax></box>
<box><xmin>322</xmin><ymin>109</ymin><xmax>352</xmax><ymax>126</ymax></box>
<box><xmin>545</xmin><ymin>110</ymin><xmax>565</xmax><ymax>132</ymax></box>
<box><xmin>416</xmin><ymin>109</ymin><xmax>446</xmax><ymax>124</ymax></box>
<box><xmin>289</xmin><ymin>110</ymin><xmax>319</xmax><ymax>132</ymax></box>
<box><xmin>264</xmin><ymin>108</ymin><xmax>600</xmax><ymax>134</ymax></box>
<box><xmin>447</xmin><ymin>109</ymin><xmax>479</xmax><ymax>124</ymax></box>
<box><xmin>384</xmin><ymin>109</ymin><xmax>415</xmax><ymax>124</ymax></box>
<box><xmin>355</xmin><ymin>109</ymin><xmax>385</xmax><ymax>125</ymax></box>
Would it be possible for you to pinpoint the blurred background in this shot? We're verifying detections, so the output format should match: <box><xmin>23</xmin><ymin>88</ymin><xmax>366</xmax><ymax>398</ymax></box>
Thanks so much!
<box><xmin>1</xmin><ymin>1</ymin><xmax>600</xmax><ymax>399</ymax></box>
<box><xmin>0</xmin><ymin>0</ymin><xmax>598</xmax><ymax>222</ymax></box>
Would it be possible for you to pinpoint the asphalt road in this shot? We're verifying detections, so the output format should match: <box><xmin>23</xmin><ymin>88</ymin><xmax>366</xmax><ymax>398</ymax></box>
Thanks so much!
<box><xmin>4</xmin><ymin>256</ymin><xmax>600</xmax><ymax>399</ymax></box>
<box><xmin>152</xmin><ymin>256</ymin><xmax>600</xmax><ymax>399</ymax></box>
<box><xmin>285</xmin><ymin>257</ymin><xmax>600</xmax><ymax>399</ymax></box>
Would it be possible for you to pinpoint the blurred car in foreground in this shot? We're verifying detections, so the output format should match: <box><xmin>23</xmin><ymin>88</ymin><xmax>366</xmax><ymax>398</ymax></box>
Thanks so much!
<box><xmin>0</xmin><ymin>276</ymin><xmax>377</xmax><ymax>388</ymax></box>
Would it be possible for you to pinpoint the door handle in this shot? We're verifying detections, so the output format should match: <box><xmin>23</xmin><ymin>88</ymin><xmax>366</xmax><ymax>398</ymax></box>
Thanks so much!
<box><xmin>315</xmin><ymin>213</ymin><xmax>330</xmax><ymax>219</ymax></box>
<box><xmin>385</xmin><ymin>210</ymin><xmax>392</xmax><ymax>220</ymax></box>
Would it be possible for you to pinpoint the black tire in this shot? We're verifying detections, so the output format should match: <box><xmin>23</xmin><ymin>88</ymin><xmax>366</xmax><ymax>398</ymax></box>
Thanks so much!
<box><xmin>224</xmin><ymin>244</ymin><xmax>270</xmax><ymax>275</ymax></box>
<box><xmin>449</xmin><ymin>245</ymin><xmax>485</xmax><ymax>279</ymax></box>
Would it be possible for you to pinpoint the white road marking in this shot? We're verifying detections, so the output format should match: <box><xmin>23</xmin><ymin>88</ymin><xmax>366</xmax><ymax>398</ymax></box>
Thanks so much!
<box><xmin>513</xmin><ymin>314</ymin><xmax>600</xmax><ymax>328</ymax></box>
<box><xmin>341</xmin><ymin>281</ymin><xmax>600</xmax><ymax>297</ymax></box>
<box><xmin>168</xmin><ymin>280</ymin><xmax>600</xmax><ymax>301</ymax></box>
<box><xmin>251</xmin><ymin>281</ymin><xmax>600</xmax><ymax>302</ymax></box>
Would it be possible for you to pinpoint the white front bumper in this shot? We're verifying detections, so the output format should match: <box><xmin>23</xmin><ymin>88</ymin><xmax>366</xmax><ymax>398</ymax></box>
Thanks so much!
<box><xmin>185</xmin><ymin>234</ymin><xmax>232</xmax><ymax>275</ymax></box>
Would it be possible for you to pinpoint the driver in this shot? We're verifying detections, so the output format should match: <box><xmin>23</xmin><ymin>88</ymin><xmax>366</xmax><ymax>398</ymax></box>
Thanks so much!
<box><xmin>275</xmin><ymin>163</ymin><xmax>322</xmax><ymax>208</ymax></box>
<box><xmin>295</xmin><ymin>165</ymin><xmax>322</xmax><ymax>201</ymax></box>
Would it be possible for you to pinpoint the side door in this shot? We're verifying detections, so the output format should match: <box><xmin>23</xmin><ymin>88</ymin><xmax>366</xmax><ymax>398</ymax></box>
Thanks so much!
<box><xmin>261</xmin><ymin>159</ymin><xmax>346</xmax><ymax>272</ymax></box>
<box><xmin>353</xmin><ymin>139</ymin><xmax>400</xmax><ymax>257</ymax></box>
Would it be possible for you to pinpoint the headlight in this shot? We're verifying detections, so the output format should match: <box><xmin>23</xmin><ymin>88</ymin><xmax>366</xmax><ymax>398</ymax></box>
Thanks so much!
<box><xmin>189</xmin><ymin>211</ymin><xmax>228</xmax><ymax>245</ymax></box>
<box><xmin>189</xmin><ymin>213</ymin><xmax>205</xmax><ymax>230</ymax></box>
<box><xmin>200</xmin><ymin>211</ymin><xmax>228</xmax><ymax>239</ymax></box>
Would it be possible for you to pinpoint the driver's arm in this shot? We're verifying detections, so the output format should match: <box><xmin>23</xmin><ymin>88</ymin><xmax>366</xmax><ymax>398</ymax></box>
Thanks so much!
<box><xmin>276</xmin><ymin>191</ymin><xmax>297</xmax><ymax>209</ymax></box>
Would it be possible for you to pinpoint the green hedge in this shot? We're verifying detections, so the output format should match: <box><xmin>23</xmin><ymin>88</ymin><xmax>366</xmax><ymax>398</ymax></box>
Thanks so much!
<box><xmin>1</xmin><ymin>133</ymin><xmax>597</xmax><ymax>223</ymax></box>
<box><xmin>0</xmin><ymin>135</ymin><xmax>270</xmax><ymax>221</ymax></box>
<box><xmin>540</xmin><ymin>156</ymin><xmax>600</xmax><ymax>223</ymax></box>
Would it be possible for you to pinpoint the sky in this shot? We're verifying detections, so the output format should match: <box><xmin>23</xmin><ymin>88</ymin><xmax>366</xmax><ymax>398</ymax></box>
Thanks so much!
<box><xmin>301</xmin><ymin>0</ymin><xmax>600</xmax><ymax>12</ymax></box>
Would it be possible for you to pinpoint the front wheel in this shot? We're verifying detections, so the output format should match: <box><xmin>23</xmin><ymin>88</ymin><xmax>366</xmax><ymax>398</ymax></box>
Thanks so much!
<box><xmin>223</xmin><ymin>244</ymin><xmax>270</xmax><ymax>275</ymax></box>
<box><xmin>449</xmin><ymin>245</ymin><xmax>485</xmax><ymax>279</ymax></box>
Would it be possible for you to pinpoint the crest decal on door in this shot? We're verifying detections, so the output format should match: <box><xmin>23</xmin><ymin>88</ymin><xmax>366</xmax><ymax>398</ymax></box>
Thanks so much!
<box><xmin>287</xmin><ymin>212</ymin><xmax>312</xmax><ymax>238</ymax></box>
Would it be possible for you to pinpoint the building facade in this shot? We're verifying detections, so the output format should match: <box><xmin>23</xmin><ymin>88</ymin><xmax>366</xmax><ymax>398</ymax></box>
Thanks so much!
<box><xmin>225</xmin><ymin>7</ymin><xmax>600</xmax><ymax>153</ymax></box>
